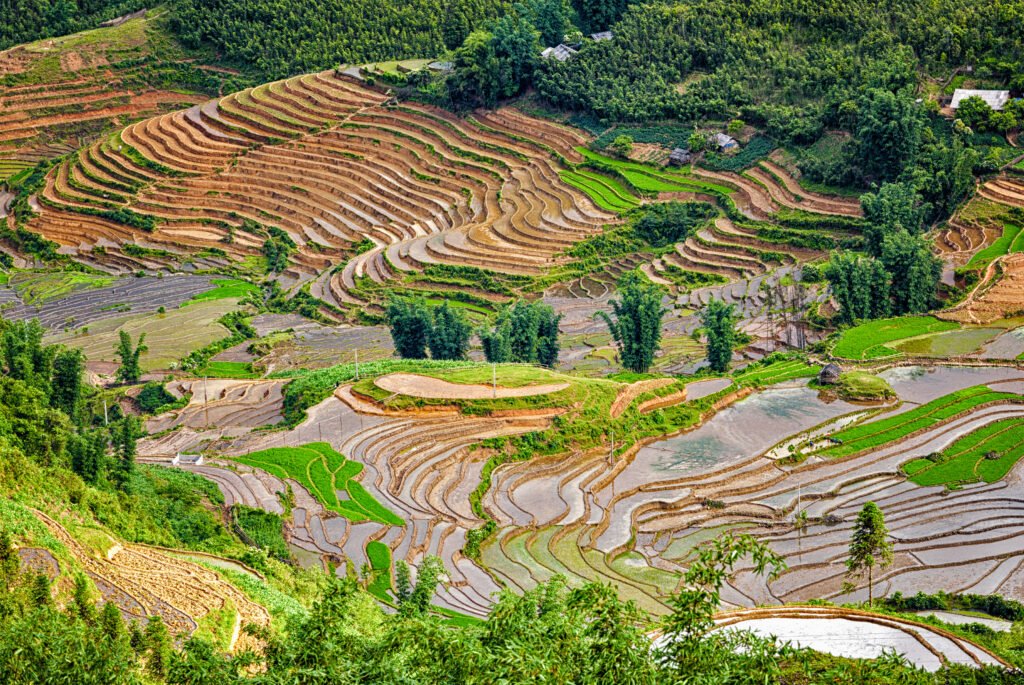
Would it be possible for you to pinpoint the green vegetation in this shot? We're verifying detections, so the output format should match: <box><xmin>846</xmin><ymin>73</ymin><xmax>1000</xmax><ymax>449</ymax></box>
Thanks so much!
<box><xmin>6</xmin><ymin>270</ymin><xmax>114</xmax><ymax>306</ymax></box>
<box><xmin>699</xmin><ymin>297</ymin><xmax>738</xmax><ymax>373</ymax></box>
<box><xmin>846</xmin><ymin>502</ymin><xmax>893</xmax><ymax>606</ymax></box>
<box><xmin>833</xmin><ymin>372</ymin><xmax>896</xmax><ymax>402</ymax></box>
<box><xmin>597</xmin><ymin>272</ymin><xmax>666</xmax><ymax>373</ymax></box>
<box><xmin>232</xmin><ymin>505</ymin><xmax>290</xmax><ymax>561</ymax></box>
<box><xmin>633</xmin><ymin>201</ymin><xmax>717</xmax><ymax>248</ymax></box>
<box><xmin>559</xmin><ymin>169</ymin><xmax>640</xmax><ymax>213</ymax></box>
<box><xmin>1</xmin><ymin>0</ymin><xmax>147</xmax><ymax>49</ymax></box>
<box><xmin>732</xmin><ymin>355</ymin><xmax>817</xmax><ymax>387</ymax></box>
<box><xmin>191</xmin><ymin>278</ymin><xmax>260</xmax><ymax>303</ymax></box>
<box><xmin>833</xmin><ymin>316</ymin><xmax>960</xmax><ymax>360</ymax></box>
<box><xmin>479</xmin><ymin>299</ymin><xmax>561</xmax><ymax>367</ymax></box>
<box><xmin>904</xmin><ymin>417</ymin><xmax>1024</xmax><ymax>487</ymax></box>
<box><xmin>232</xmin><ymin>443</ymin><xmax>404</xmax><ymax>525</ymax></box>
<box><xmin>198</xmin><ymin>360</ymin><xmax>260</xmax><ymax>379</ymax></box>
<box><xmin>816</xmin><ymin>385</ymin><xmax>1023</xmax><ymax>459</ymax></box>
<box><xmin>967</xmin><ymin>222</ymin><xmax>1024</xmax><ymax>269</ymax></box>
<box><xmin>386</xmin><ymin>298</ymin><xmax>472</xmax><ymax>361</ymax></box>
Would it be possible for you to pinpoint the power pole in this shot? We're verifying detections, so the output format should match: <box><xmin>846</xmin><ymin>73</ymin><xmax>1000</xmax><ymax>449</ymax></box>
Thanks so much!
<box><xmin>204</xmin><ymin>376</ymin><xmax>210</xmax><ymax>428</ymax></box>
<box><xmin>103</xmin><ymin>398</ymin><xmax>109</xmax><ymax>426</ymax></box>
<box><xmin>492</xmin><ymin>363</ymin><xmax>496</xmax><ymax>399</ymax></box>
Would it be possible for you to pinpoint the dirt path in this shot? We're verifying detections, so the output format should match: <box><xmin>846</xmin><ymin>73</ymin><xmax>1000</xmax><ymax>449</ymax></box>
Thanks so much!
<box><xmin>610</xmin><ymin>378</ymin><xmax>675</xmax><ymax>418</ymax></box>
<box><xmin>375</xmin><ymin>372</ymin><xmax>569</xmax><ymax>400</ymax></box>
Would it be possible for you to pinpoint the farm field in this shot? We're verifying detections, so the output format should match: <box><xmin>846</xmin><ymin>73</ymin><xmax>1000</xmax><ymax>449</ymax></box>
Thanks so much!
<box><xmin>46</xmin><ymin>294</ymin><xmax>245</xmax><ymax>370</ymax></box>
<box><xmin>833</xmin><ymin>316</ymin><xmax>961</xmax><ymax>360</ymax></box>
<box><xmin>903</xmin><ymin>416</ymin><xmax>1024</xmax><ymax>487</ymax></box>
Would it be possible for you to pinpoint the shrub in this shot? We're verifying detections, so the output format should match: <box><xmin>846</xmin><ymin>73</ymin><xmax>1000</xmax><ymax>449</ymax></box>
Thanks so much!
<box><xmin>136</xmin><ymin>382</ymin><xmax>177</xmax><ymax>414</ymax></box>
<box><xmin>633</xmin><ymin>201</ymin><xmax>717</xmax><ymax>247</ymax></box>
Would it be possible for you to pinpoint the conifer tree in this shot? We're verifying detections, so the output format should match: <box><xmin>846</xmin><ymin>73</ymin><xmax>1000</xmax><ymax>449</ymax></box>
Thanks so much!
<box><xmin>846</xmin><ymin>501</ymin><xmax>893</xmax><ymax>606</ymax></box>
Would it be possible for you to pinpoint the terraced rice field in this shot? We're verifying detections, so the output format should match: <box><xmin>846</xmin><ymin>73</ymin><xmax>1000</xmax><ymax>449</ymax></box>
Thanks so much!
<box><xmin>0</xmin><ymin>15</ymin><xmax>216</xmax><ymax>169</ymax></box>
<box><xmin>233</xmin><ymin>443</ymin><xmax>403</xmax><ymax>525</ymax></box>
<box><xmin>903</xmin><ymin>416</ymin><xmax>1024</xmax><ymax>486</ymax></box>
<box><xmin>813</xmin><ymin>385</ymin><xmax>1023</xmax><ymax>459</ymax></box>
<box><xmin>163</xmin><ymin>361</ymin><xmax>1024</xmax><ymax>619</ymax></box>
<box><xmin>29</xmin><ymin>508</ymin><xmax>269</xmax><ymax>651</ymax></box>
<box><xmin>832</xmin><ymin>316</ymin><xmax>961</xmax><ymax>360</ymax></box>
<box><xmin>943</xmin><ymin>254</ymin><xmax>1024</xmax><ymax>325</ymax></box>
<box><xmin>23</xmin><ymin>71</ymin><xmax>613</xmax><ymax>298</ymax></box>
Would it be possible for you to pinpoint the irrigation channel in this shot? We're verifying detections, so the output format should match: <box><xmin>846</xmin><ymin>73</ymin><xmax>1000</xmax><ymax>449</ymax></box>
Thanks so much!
<box><xmin>143</xmin><ymin>364</ymin><xmax>1024</xmax><ymax>650</ymax></box>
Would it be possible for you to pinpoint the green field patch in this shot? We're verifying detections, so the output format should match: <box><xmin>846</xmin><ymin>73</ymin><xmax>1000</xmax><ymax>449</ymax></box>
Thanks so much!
<box><xmin>232</xmin><ymin>442</ymin><xmax>403</xmax><ymax>525</ymax></box>
<box><xmin>198</xmin><ymin>360</ymin><xmax>259</xmax><ymax>378</ymax></box>
<box><xmin>191</xmin><ymin>278</ymin><xmax>259</xmax><ymax>302</ymax></box>
<box><xmin>559</xmin><ymin>169</ymin><xmax>639</xmax><ymax>213</ymax></box>
<box><xmin>905</xmin><ymin>417</ymin><xmax>1024</xmax><ymax>486</ymax></box>
<box><xmin>967</xmin><ymin>223</ymin><xmax>1023</xmax><ymax>268</ymax></box>
<box><xmin>833</xmin><ymin>316</ymin><xmax>961</xmax><ymax>360</ymax></box>
<box><xmin>365</xmin><ymin>540</ymin><xmax>393</xmax><ymax>600</ymax></box>
<box><xmin>817</xmin><ymin>385</ymin><xmax>1022</xmax><ymax>459</ymax></box>
<box><xmin>894</xmin><ymin>327</ymin><xmax>1001</xmax><ymax>357</ymax></box>
<box><xmin>733</xmin><ymin>358</ymin><xmax>817</xmax><ymax>387</ymax></box>
<box><xmin>233</xmin><ymin>505</ymin><xmax>290</xmax><ymax>560</ymax></box>
<box><xmin>8</xmin><ymin>270</ymin><xmax>115</xmax><ymax>305</ymax></box>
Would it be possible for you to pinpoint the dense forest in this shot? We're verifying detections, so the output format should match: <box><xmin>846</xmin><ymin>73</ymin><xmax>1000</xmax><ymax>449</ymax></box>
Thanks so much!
<box><xmin>0</xmin><ymin>0</ymin><xmax>147</xmax><ymax>49</ymax></box>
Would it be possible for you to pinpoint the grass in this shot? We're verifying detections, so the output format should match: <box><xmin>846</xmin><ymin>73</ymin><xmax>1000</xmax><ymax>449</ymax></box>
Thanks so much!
<box><xmin>832</xmin><ymin>316</ymin><xmax>961</xmax><ymax>360</ymax></box>
<box><xmin>733</xmin><ymin>357</ymin><xmax>817</xmax><ymax>387</ymax></box>
<box><xmin>815</xmin><ymin>385</ymin><xmax>1022</xmax><ymax>459</ymax></box>
<box><xmin>233</xmin><ymin>505</ymin><xmax>290</xmax><ymax>560</ymax></box>
<box><xmin>966</xmin><ymin>222</ymin><xmax>1024</xmax><ymax>268</ymax></box>
<box><xmin>894</xmin><ymin>327</ymin><xmax>1001</xmax><ymax>357</ymax></box>
<box><xmin>231</xmin><ymin>443</ymin><xmax>404</xmax><ymax>526</ymax></box>
<box><xmin>576</xmin><ymin>147</ymin><xmax>735</xmax><ymax>196</ymax></box>
<box><xmin>8</xmin><ymin>270</ymin><xmax>115</xmax><ymax>305</ymax></box>
<box><xmin>199</xmin><ymin>360</ymin><xmax>259</xmax><ymax>378</ymax></box>
<box><xmin>904</xmin><ymin>417</ymin><xmax>1024</xmax><ymax>487</ymax></box>
<box><xmin>191</xmin><ymin>278</ymin><xmax>259</xmax><ymax>302</ymax></box>
<box><xmin>365</xmin><ymin>540</ymin><xmax>393</xmax><ymax>601</ymax></box>
<box><xmin>46</xmin><ymin>297</ymin><xmax>243</xmax><ymax>370</ymax></box>
<box><xmin>559</xmin><ymin>169</ymin><xmax>640</xmax><ymax>213</ymax></box>
<box><xmin>833</xmin><ymin>372</ymin><xmax>895</xmax><ymax>401</ymax></box>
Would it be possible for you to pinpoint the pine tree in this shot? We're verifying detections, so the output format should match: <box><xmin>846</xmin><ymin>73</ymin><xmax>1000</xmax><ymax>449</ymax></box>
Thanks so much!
<box><xmin>598</xmin><ymin>272</ymin><xmax>666</xmax><ymax>374</ymax></box>
<box><xmin>50</xmin><ymin>348</ymin><xmax>84</xmax><ymax>422</ymax></box>
<box><xmin>699</xmin><ymin>297</ymin><xmax>738</xmax><ymax>373</ymax></box>
<box><xmin>111</xmin><ymin>416</ymin><xmax>140</xmax><ymax>491</ymax></box>
<box><xmin>846</xmin><ymin>501</ymin><xmax>893</xmax><ymax>606</ymax></box>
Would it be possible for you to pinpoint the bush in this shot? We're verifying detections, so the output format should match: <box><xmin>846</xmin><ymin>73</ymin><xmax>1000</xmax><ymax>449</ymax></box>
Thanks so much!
<box><xmin>633</xmin><ymin>201</ymin><xmax>717</xmax><ymax>247</ymax></box>
<box><xmin>136</xmin><ymin>382</ymin><xmax>177</xmax><ymax>414</ymax></box>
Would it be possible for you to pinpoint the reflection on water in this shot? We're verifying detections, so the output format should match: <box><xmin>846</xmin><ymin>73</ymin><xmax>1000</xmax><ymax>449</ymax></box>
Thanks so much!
<box><xmin>633</xmin><ymin>385</ymin><xmax>859</xmax><ymax>476</ymax></box>
<box><xmin>880</xmin><ymin>365</ymin><xmax>1024</xmax><ymax>405</ymax></box>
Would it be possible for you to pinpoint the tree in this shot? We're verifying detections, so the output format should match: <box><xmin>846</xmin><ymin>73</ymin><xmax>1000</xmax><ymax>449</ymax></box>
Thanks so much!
<box><xmin>111</xmin><ymin>415</ymin><xmax>140</xmax><ymax>491</ymax></box>
<box><xmin>699</xmin><ymin>297</ymin><xmax>739</xmax><ymax>373</ymax></box>
<box><xmin>824</xmin><ymin>253</ymin><xmax>891</xmax><ymax>324</ymax></box>
<box><xmin>860</xmin><ymin>182</ymin><xmax>926</xmax><ymax>257</ymax></box>
<box><xmin>727</xmin><ymin>118</ymin><xmax>744</xmax><ymax>136</ymax></box>
<box><xmin>428</xmin><ymin>302</ymin><xmax>471</xmax><ymax>360</ymax></box>
<box><xmin>262</xmin><ymin>226</ymin><xmax>296</xmax><ymax>273</ymax></box>
<box><xmin>954</xmin><ymin>95</ymin><xmax>993</xmax><ymax>131</ymax></box>
<box><xmin>386</xmin><ymin>297</ymin><xmax>432</xmax><ymax>359</ymax></box>
<box><xmin>136</xmin><ymin>381</ymin><xmax>176</xmax><ymax>414</ymax></box>
<box><xmin>633</xmin><ymin>201</ymin><xmax>717</xmax><ymax>248</ymax></box>
<box><xmin>571</xmin><ymin>0</ymin><xmax>631</xmax><ymax>32</ymax></box>
<box><xmin>516</xmin><ymin>0</ymin><xmax>574</xmax><ymax>46</ymax></box>
<box><xmin>852</xmin><ymin>88</ymin><xmax>924</xmax><ymax>182</ymax></box>
<box><xmin>69</xmin><ymin>428</ymin><xmax>105</xmax><ymax>484</ymax></box>
<box><xmin>50</xmin><ymin>348</ymin><xmax>84</xmax><ymax>422</ymax></box>
<box><xmin>480</xmin><ymin>300</ymin><xmax>562</xmax><ymax>367</ymax></box>
<box><xmin>880</xmin><ymin>230</ymin><xmax>941</xmax><ymax>315</ymax></box>
<box><xmin>609</xmin><ymin>134</ymin><xmax>634</xmax><ymax>157</ymax></box>
<box><xmin>598</xmin><ymin>272</ymin><xmax>666</xmax><ymax>373</ymax></box>
<box><xmin>450</xmin><ymin>13</ymin><xmax>539</xmax><ymax>107</ymax></box>
<box><xmin>396</xmin><ymin>555</ymin><xmax>444</xmax><ymax>617</ymax></box>
<box><xmin>144</xmin><ymin>615</ymin><xmax>172</xmax><ymax>678</ymax></box>
<box><xmin>115</xmin><ymin>331</ymin><xmax>147</xmax><ymax>384</ymax></box>
<box><xmin>846</xmin><ymin>501</ymin><xmax>893</xmax><ymax>606</ymax></box>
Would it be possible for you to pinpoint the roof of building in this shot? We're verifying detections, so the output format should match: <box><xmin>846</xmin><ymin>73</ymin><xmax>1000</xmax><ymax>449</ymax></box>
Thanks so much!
<box><xmin>669</xmin><ymin>147</ymin><xmax>691</xmax><ymax>161</ymax></box>
<box><xmin>818</xmin><ymin>363</ymin><xmax>843</xmax><ymax>384</ymax></box>
<box><xmin>427</xmin><ymin>61</ymin><xmax>454</xmax><ymax>72</ymax></box>
<box><xmin>590</xmin><ymin>31</ymin><xmax>614</xmax><ymax>41</ymax></box>
<box><xmin>950</xmin><ymin>89</ymin><xmax>1011</xmax><ymax>111</ymax></box>
<box><xmin>713</xmin><ymin>132</ymin><xmax>738</xmax><ymax>148</ymax></box>
<box><xmin>540</xmin><ymin>44</ymin><xmax>578</xmax><ymax>62</ymax></box>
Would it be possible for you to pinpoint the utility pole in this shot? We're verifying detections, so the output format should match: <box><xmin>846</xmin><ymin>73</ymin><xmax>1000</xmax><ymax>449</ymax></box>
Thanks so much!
<box><xmin>204</xmin><ymin>376</ymin><xmax>210</xmax><ymax>428</ymax></box>
<box><xmin>103</xmin><ymin>398</ymin><xmax>108</xmax><ymax>426</ymax></box>
<box><xmin>492</xmin><ymin>363</ymin><xmax>496</xmax><ymax>399</ymax></box>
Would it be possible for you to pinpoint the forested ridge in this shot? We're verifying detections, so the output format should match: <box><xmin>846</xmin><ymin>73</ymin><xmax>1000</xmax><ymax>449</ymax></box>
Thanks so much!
<box><xmin>0</xmin><ymin>0</ymin><xmax>147</xmax><ymax>49</ymax></box>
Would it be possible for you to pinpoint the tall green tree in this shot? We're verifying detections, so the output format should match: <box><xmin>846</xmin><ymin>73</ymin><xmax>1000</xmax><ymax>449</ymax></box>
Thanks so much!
<box><xmin>69</xmin><ymin>428</ymin><xmax>106</xmax><ymax>485</ymax></box>
<box><xmin>386</xmin><ymin>297</ymin><xmax>433</xmax><ymax>359</ymax></box>
<box><xmin>428</xmin><ymin>302</ymin><xmax>471</xmax><ymax>360</ymax></box>
<box><xmin>846</xmin><ymin>501</ymin><xmax>893</xmax><ymax>606</ymax></box>
<box><xmin>517</xmin><ymin>0</ymin><xmax>574</xmax><ymax>46</ymax></box>
<box><xmin>699</xmin><ymin>297</ymin><xmax>739</xmax><ymax>373</ymax></box>
<box><xmin>852</xmin><ymin>88</ymin><xmax>924</xmax><ymax>182</ymax></box>
<box><xmin>111</xmin><ymin>415</ymin><xmax>140</xmax><ymax>491</ymax></box>
<box><xmin>115</xmin><ymin>331</ymin><xmax>147</xmax><ymax>384</ymax></box>
<box><xmin>598</xmin><ymin>272</ymin><xmax>666</xmax><ymax>373</ymax></box>
<box><xmin>824</xmin><ymin>253</ymin><xmax>891</xmax><ymax>325</ymax></box>
<box><xmin>50</xmin><ymin>348</ymin><xmax>85</xmax><ymax>423</ymax></box>
<box><xmin>480</xmin><ymin>300</ymin><xmax>562</xmax><ymax>367</ymax></box>
<box><xmin>860</xmin><ymin>182</ymin><xmax>926</xmax><ymax>257</ymax></box>
<box><xmin>450</xmin><ymin>13</ymin><xmax>539</xmax><ymax>106</ymax></box>
<box><xmin>395</xmin><ymin>556</ymin><xmax>444</xmax><ymax>618</ymax></box>
<box><xmin>880</xmin><ymin>230</ymin><xmax>942</xmax><ymax>315</ymax></box>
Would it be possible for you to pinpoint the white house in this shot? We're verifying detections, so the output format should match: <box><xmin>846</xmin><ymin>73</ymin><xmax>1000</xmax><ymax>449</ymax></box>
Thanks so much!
<box><xmin>950</xmin><ymin>89</ymin><xmax>1011</xmax><ymax>111</ymax></box>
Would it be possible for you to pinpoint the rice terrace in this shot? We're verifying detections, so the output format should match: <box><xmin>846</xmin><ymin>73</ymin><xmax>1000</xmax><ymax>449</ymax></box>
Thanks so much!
<box><xmin>3</xmin><ymin>2</ymin><xmax>1024</xmax><ymax>683</ymax></box>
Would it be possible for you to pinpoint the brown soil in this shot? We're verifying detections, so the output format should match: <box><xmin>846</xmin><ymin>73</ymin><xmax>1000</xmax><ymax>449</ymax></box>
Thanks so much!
<box><xmin>375</xmin><ymin>372</ymin><xmax>569</xmax><ymax>400</ymax></box>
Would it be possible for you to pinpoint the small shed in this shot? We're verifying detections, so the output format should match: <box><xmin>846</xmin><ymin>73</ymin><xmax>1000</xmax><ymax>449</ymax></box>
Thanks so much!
<box><xmin>668</xmin><ymin>148</ymin><xmax>692</xmax><ymax>166</ymax></box>
<box><xmin>427</xmin><ymin>61</ymin><xmax>454</xmax><ymax>73</ymax></box>
<box><xmin>713</xmin><ymin>133</ymin><xmax>738</xmax><ymax>151</ymax></box>
<box><xmin>540</xmin><ymin>44</ymin><xmax>578</xmax><ymax>62</ymax></box>
<box><xmin>950</xmin><ymin>89</ymin><xmax>1010</xmax><ymax>111</ymax></box>
<box><xmin>590</xmin><ymin>31</ymin><xmax>614</xmax><ymax>41</ymax></box>
<box><xmin>818</xmin><ymin>363</ymin><xmax>842</xmax><ymax>385</ymax></box>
